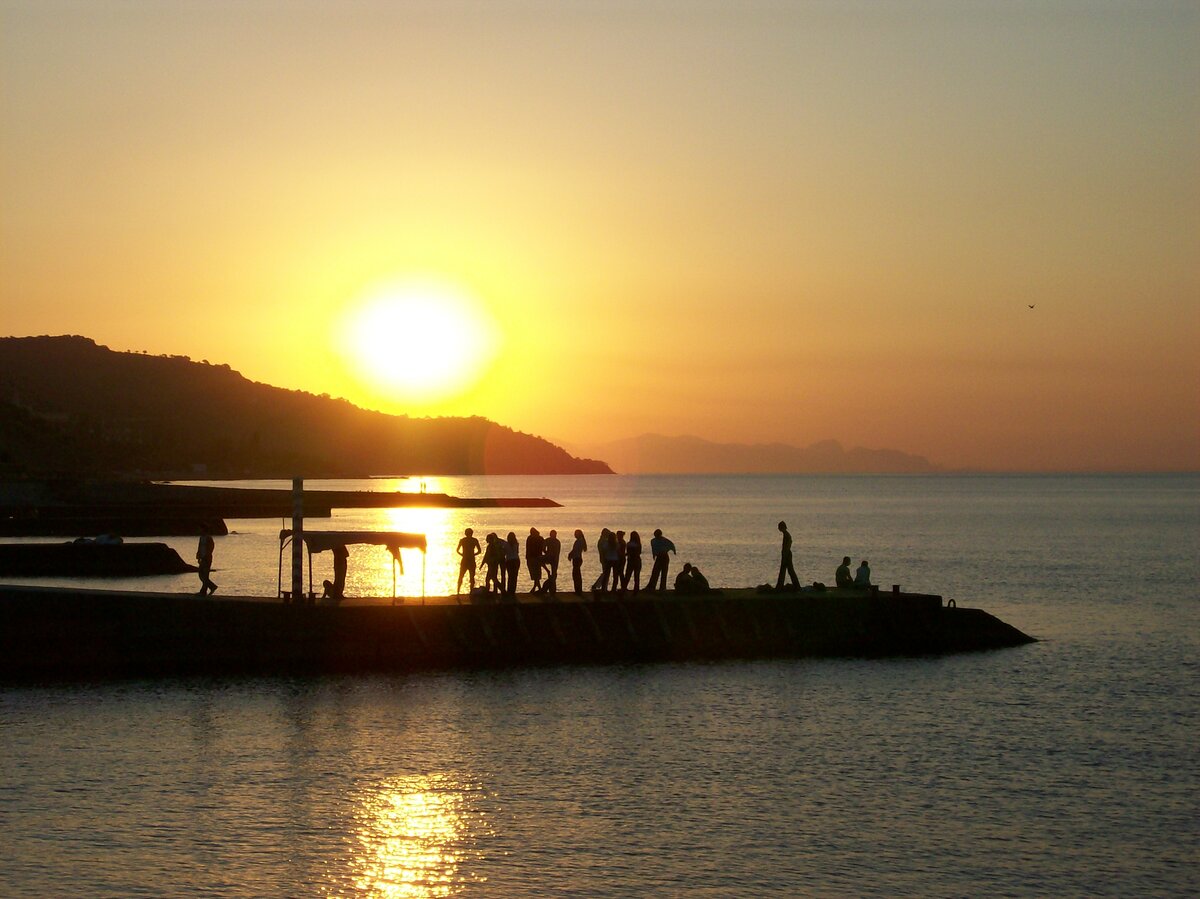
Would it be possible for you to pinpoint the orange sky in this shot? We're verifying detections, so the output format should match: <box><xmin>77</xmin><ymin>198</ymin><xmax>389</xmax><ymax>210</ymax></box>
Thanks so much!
<box><xmin>2</xmin><ymin>1</ymin><xmax>1197</xmax><ymax>471</ymax></box>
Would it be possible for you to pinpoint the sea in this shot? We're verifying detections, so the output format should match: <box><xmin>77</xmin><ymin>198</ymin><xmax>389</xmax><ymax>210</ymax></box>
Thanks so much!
<box><xmin>1</xmin><ymin>474</ymin><xmax>1196</xmax><ymax>897</ymax></box>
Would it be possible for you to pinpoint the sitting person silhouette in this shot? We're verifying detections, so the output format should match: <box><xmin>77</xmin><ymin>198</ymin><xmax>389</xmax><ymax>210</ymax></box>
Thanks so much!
<box><xmin>854</xmin><ymin>559</ymin><xmax>872</xmax><ymax>587</ymax></box>
<box><xmin>321</xmin><ymin>543</ymin><xmax>349</xmax><ymax>600</ymax></box>
<box><xmin>836</xmin><ymin>556</ymin><xmax>854</xmax><ymax>588</ymax></box>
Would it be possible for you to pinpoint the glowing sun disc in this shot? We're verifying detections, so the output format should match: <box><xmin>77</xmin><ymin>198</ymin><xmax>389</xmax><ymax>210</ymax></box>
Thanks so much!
<box><xmin>339</xmin><ymin>280</ymin><xmax>496</xmax><ymax>404</ymax></box>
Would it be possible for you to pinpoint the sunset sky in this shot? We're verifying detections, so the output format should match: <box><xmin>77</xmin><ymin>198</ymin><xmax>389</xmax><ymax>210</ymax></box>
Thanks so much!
<box><xmin>2</xmin><ymin>1</ymin><xmax>1196</xmax><ymax>471</ymax></box>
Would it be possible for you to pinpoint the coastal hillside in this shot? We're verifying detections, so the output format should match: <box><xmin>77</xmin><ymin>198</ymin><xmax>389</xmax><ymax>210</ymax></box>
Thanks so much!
<box><xmin>580</xmin><ymin>433</ymin><xmax>938</xmax><ymax>474</ymax></box>
<box><xmin>0</xmin><ymin>336</ymin><xmax>611</xmax><ymax>477</ymax></box>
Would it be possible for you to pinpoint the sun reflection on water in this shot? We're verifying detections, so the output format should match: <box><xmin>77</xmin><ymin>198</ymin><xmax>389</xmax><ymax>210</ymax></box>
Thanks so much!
<box><xmin>324</xmin><ymin>506</ymin><xmax>459</xmax><ymax>598</ymax></box>
<box><xmin>378</xmin><ymin>507</ymin><xmax>458</xmax><ymax>597</ymax></box>
<box><xmin>344</xmin><ymin>775</ymin><xmax>487</xmax><ymax>898</ymax></box>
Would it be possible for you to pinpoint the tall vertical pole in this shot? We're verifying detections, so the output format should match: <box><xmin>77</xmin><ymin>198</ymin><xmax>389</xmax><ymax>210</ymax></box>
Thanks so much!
<box><xmin>291</xmin><ymin>477</ymin><xmax>304</xmax><ymax>602</ymax></box>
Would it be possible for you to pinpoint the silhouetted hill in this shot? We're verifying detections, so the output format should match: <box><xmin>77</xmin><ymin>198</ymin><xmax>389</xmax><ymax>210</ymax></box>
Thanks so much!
<box><xmin>0</xmin><ymin>336</ymin><xmax>611</xmax><ymax>477</ymax></box>
<box><xmin>579</xmin><ymin>434</ymin><xmax>938</xmax><ymax>474</ymax></box>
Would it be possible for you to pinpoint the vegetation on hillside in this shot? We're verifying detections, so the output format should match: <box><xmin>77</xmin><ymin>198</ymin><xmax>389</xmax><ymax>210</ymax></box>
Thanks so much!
<box><xmin>0</xmin><ymin>336</ymin><xmax>611</xmax><ymax>478</ymax></box>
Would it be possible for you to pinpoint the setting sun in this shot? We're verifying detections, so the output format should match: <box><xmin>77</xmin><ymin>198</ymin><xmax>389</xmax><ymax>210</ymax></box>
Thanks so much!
<box><xmin>338</xmin><ymin>279</ymin><xmax>498</xmax><ymax>407</ymax></box>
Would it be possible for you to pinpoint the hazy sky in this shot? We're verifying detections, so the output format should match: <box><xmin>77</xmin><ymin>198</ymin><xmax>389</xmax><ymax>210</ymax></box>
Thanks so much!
<box><xmin>2</xmin><ymin>1</ymin><xmax>1197</xmax><ymax>470</ymax></box>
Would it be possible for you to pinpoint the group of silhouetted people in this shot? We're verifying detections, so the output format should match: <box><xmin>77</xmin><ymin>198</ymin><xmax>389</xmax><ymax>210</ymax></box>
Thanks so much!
<box><xmin>456</xmin><ymin>526</ymin><xmax>703</xmax><ymax>598</ymax></box>
<box><xmin>456</xmin><ymin>527</ymin><xmax>561</xmax><ymax>598</ymax></box>
<box><xmin>456</xmin><ymin>521</ymin><xmax>878</xmax><ymax>599</ymax></box>
<box><xmin>775</xmin><ymin>520</ymin><xmax>872</xmax><ymax>591</ymax></box>
<box><xmin>202</xmin><ymin>519</ymin><xmax>880</xmax><ymax>602</ymax></box>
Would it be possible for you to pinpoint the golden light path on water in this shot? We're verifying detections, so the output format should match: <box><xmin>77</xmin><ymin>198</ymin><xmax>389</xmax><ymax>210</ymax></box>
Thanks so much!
<box><xmin>378</xmin><ymin>506</ymin><xmax>457</xmax><ymax>599</ymax></box>
<box><xmin>324</xmin><ymin>488</ymin><xmax>461</xmax><ymax>599</ymax></box>
<box><xmin>341</xmin><ymin>775</ymin><xmax>488</xmax><ymax>898</ymax></box>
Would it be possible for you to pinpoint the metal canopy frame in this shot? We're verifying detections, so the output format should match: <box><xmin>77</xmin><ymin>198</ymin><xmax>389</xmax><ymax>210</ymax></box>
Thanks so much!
<box><xmin>278</xmin><ymin>529</ymin><xmax>427</xmax><ymax>604</ymax></box>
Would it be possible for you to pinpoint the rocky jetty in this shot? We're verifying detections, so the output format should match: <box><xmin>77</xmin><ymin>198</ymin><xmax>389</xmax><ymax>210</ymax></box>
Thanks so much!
<box><xmin>0</xmin><ymin>543</ymin><xmax>195</xmax><ymax>577</ymax></box>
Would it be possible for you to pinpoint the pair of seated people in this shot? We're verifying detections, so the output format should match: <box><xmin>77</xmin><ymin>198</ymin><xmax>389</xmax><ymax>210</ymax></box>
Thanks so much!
<box><xmin>674</xmin><ymin>563</ymin><xmax>711</xmax><ymax>593</ymax></box>
<box><xmin>835</xmin><ymin>557</ymin><xmax>871</xmax><ymax>588</ymax></box>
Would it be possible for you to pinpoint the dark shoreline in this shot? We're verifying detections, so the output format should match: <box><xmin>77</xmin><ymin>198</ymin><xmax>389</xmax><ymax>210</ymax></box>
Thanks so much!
<box><xmin>0</xmin><ymin>585</ymin><xmax>1034</xmax><ymax>682</ymax></box>
<box><xmin>0</xmin><ymin>479</ymin><xmax>560</xmax><ymax>537</ymax></box>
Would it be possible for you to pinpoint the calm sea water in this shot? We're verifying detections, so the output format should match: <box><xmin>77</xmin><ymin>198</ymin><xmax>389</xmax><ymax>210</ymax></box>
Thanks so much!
<box><xmin>2</xmin><ymin>475</ymin><xmax>1197</xmax><ymax>896</ymax></box>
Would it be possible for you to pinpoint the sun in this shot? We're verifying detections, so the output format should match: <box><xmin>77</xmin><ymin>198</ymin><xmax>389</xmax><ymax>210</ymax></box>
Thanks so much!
<box><xmin>338</xmin><ymin>279</ymin><xmax>497</xmax><ymax>406</ymax></box>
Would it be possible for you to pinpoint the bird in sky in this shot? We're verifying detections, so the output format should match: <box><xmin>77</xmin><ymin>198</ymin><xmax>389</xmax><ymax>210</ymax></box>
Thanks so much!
<box><xmin>1027</xmin><ymin>304</ymin><xmax>1036</xmax><ymax>309</ymax></box>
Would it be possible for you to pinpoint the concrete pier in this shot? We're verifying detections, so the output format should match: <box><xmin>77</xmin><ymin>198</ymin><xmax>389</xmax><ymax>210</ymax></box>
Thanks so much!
<box><xmin>0</xmin><ymin>585</ymin><xmax>1034</xmax><ymax>681</ymax></box>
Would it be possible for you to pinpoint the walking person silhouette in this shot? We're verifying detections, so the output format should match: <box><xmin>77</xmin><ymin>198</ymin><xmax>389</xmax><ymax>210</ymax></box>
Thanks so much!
<box><xmin>196</xmin><ymin>531</ymin><xmax>217</xmax><ymax>595</ymax></box>
<box><xmin>776</xmin><ymin>520</ymin><xmax>799</xmax><ymax>590</ymax></box>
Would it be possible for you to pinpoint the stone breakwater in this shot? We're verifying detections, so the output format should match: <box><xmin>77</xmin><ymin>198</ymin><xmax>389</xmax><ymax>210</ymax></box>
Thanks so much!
<box><xmin>0</xmin><ymin>586</ymin><xmax>1034</xmax><ymax>681</ymax></box>
<box><xmin>0</xmin><ymin>543</ymin><xmax>195</xmax><ymax>577</ymax></box>
<box><xmin>0</xmin><ymin>479</ymin><xmax>561</xmax><ymax>537</ymax></box>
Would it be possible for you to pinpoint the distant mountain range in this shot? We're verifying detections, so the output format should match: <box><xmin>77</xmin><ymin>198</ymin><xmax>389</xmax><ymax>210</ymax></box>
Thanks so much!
<box><xmin>0</xmin><ymin>336</ymin><xmax>611</xmax><ymax>478</ymax></box>
<box><xmin>578</xmin><ymin>434</ymin><xmax>938</xmax><ymax>474</ymax></box>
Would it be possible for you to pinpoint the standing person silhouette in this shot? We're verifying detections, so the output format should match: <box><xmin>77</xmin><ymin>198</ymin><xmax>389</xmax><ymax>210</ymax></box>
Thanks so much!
<box><xmin>593</xmin><ymin>528</ymin><xmax>614</xmax><ymax>592</ymax></box>
<box><xmin>504</xmin><ymin>532</ymin><xmax>521</xmax><ymax>597</ymax></box>
<box><xmin>483</xmin><ymin>533</ymin><xmax>503</xmax><ymax>594</ymax></box>
<box><xmin>602</xmin><ymin>529</ymin><xmax>621</xmax><ymax>592</ymax></box>
<box><xmin>542</xmin><ymin>529</ymin><xmax>561</xmax><ymax>595</ymax></box>
<box><xmin>647</xmin><ymin>528</ymin><xmax>676</xmax><ymax>592</ymax></box>
<box><xmin>196</xmin><ymin>531</ymin><xmax>217</xmax><ymax>595</ymax></box>
<box><xmin>568</xmin><ymin>529</ymin><xmax>587</xmax><ymax>594</ymax></box>
<box><xmin>623</xmin><ymin>530</ymin><xmax>643</xmax><ymax>596</ymax></box>
<box><xmin>776</xmin><ymin>521</ymin><xmax>799</xmax><ymax>589</ymax></box>
<box><xmin>525</xmin><ymin>527</ymin><xmax>545</xmax><ymax>593</ymax></box>
<box><xmin>456</xmin><ymin>528</ymin><xmax>481</xmax><ymax>594</ymax></box>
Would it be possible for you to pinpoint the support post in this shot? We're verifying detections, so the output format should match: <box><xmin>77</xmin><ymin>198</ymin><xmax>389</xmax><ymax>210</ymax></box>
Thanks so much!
<box><xmin>291</xmin><ymin>477</ymin><xmax>304</xmax><ymax>603</ymax></box>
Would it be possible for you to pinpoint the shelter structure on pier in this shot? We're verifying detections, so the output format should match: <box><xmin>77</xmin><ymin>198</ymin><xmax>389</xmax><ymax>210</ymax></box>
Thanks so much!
<box><xmin>278</xmin><ymin>530</ymin><xmax>427</xmax><ymax>604</ymax></box>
